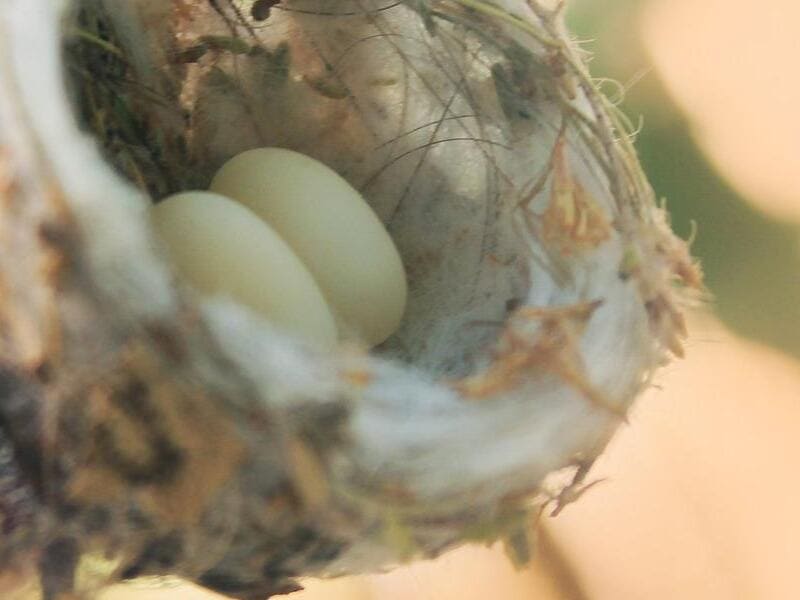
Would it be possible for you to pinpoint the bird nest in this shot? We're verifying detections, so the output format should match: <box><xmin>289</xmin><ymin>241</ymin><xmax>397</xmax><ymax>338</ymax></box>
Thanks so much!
<box><xmin>0</xmin><ymin>1</ymin><xmax>699</xmax><ymax>598</ymax></box>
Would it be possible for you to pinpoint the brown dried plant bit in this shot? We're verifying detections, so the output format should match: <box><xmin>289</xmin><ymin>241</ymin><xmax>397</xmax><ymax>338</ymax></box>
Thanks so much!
<box><xmin>453</xmin><ymin>303</ymin><xmax>593</xmax><ymax>398</ymax></box>
<box><xmin>516</xmin><ymin>304</ymin><xmax>623</xmax><ymax>415</ymax></box>
<box><xmin>341</xmin><ymin>367</ymin><xmax>372</xmax><ymax>388</ymax></box>
<box><xmin>66</xmin><ymin>384</ymin><xmax>144</xmax><ymax>506</ymax></box>
<box><xmin>541</xmin><ymin>135</ymin><xmax>611</xmax><ymax>255</ymax></box>
<box><xmin>513</xmin><ymin>299</ymin><xmax>601</xmax><ymax>324</ymax></box>
<box><xmin>667</xmin><ymin>237</ymin><xmax>703</xmax><ymax>289</ymax></box>
<box><xmin>645</xmin><ymin>294</ymin><xmax>688</xmax><ymax>359</ymax></box>
<box><xmin>454</xmin><ymin>301</ymin><xmax>623</xmax><ymax>416</ymax></box>
<box><xmin>337</xmin><ymin>344</ymin><xmax>375</xmax><ymax>387</ymax></box>
<box><xmin>67</xmin><ymin>344</ymin><xmax>246</xmax><ymax>527</ymax></box>
<box><xmin>674</xmin><ymin>253</ymin><xmax>703</xmax><ymax>290</ymax></box>
<box><xmin>545</xmin><ymin>48</ymin><xmax>577</xmax><ymax>100</ymax></box>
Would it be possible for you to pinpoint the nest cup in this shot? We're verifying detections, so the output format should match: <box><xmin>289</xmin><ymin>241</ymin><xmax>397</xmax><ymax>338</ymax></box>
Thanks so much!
<box><xmin>63</xmin><ymin>0</ymin><xmax>682</xmax><ymax>376</ymax></box>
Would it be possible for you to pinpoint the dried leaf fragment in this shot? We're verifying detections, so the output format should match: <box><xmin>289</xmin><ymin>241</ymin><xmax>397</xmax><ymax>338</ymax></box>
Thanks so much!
<box><xmin>541</xmin><ymin>136</ymin><xmax>611</xmax><ymax>254</ymax></box>
<box><xmin>453</xmin><ymin>301</ymin><xmax>622</xmax><ymax>415</ymax></box>
<box><xmin>67</xmin><ymin>343</ymin><xmax>246</xmax><ymax>528</ymax></box>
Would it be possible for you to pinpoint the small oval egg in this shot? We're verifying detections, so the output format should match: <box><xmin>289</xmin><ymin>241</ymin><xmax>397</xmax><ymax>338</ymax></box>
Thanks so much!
<box><xmin>151</xmin><ymin>191</ymin><xmax>338</xmax><ymax>346</ymax></box>
<box><xmin>210</xmin><ymin>147</ymin><xmax>408</xmax><ymax>346</ymax></box>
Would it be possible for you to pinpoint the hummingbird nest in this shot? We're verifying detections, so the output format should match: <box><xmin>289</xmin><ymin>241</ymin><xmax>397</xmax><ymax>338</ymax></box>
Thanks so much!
<box><xmin>0</xmin><ymin>1</ymin><xmax>700</xmax><ymax>598</ymax></box>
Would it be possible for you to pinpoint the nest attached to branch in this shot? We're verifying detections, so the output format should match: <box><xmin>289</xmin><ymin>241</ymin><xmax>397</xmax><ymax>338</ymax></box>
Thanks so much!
<box><xmin>0</xmin><ymin>1</ymin><xmax>700</xmax><ymax>598</ymax></box>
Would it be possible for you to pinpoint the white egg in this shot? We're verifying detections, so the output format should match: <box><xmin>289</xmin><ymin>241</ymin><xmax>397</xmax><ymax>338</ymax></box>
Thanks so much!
<box><xmin>210</xmin><ymin>147</ymin><xmax>407</xmax><ymax>346</ymax></box>
<box><xmin>151</xmin><ymin>191</ymin><xmax>338</xmax><ymax>346</ymax></box>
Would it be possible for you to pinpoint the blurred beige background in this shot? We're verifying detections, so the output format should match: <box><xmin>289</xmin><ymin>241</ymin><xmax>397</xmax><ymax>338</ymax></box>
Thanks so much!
<box><xmin>105</xmin><ymin>0</ymin><xmax>800</xmax><ymax>597</ymax></box>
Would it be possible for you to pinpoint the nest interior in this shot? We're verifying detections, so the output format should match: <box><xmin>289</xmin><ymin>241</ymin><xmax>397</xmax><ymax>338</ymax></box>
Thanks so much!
<box><xmin>60</xmin><ymin>0</ymin><xmax>600</xmax><ymax>380</ymax></box>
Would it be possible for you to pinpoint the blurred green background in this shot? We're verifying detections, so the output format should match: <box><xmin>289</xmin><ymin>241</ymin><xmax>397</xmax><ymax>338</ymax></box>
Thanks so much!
<box><xmin>567</xmin><ymin>0</ymin><xmax>800</xmax><ymax>359</ymax></box>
